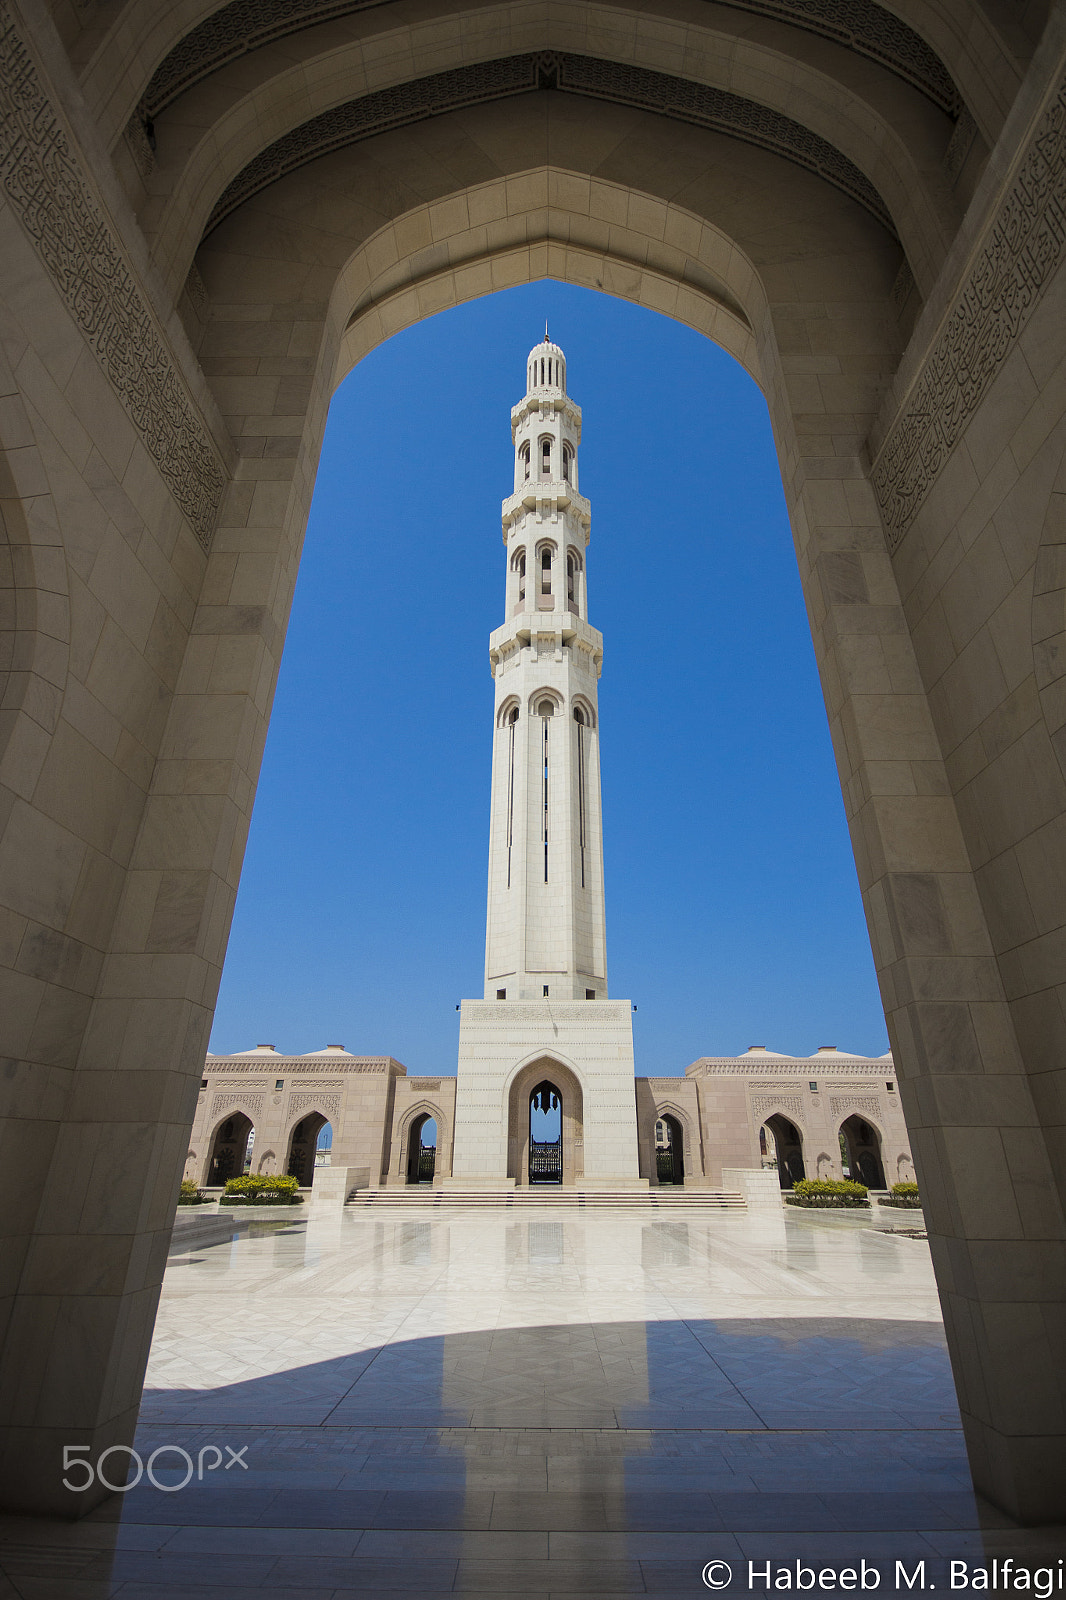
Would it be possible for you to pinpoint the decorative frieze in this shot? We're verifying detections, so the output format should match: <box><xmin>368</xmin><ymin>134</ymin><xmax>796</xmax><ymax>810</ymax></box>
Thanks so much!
<box><xmin>211</xmin><ymin>1091</ymin><xmax>265</xmax><ymax>1117</ymax></box>
<box><xmin>750</xmin><ymin>1093</ymin><xmax>804</xmax><ymax>1119</ymax></box>
<box><xmin>288</xmin><ymin>1091</ymin><xmax>341</xmax><ymax>1120</ymax></box>
<box><xmin>0</xmin><ymin>4</ymin><xmax>227</xmax><ymax>552</ymax></box>
<box><xmin>873</xmin><ymin>72</ymin><xmax>1066</xmax><ymax>546</ymax></box>
<box><xmin>830</xmin><ymin>1095</ymin><xmax>883</xmax><ymax>1117</ymax></box>
<box><xmin>206</xmin><ymin>51</ymin><xmax>893</xmax><ymax>236</ymax></box>
<box><xmin>146</xmin><ymin>0</ymin><xmax>958</xmax><ymax>120</ymax></box>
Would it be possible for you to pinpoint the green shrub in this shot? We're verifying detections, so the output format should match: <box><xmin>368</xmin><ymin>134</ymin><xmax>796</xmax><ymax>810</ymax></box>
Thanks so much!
<box><xmin>891</xmin><ymin>1182</ymin><xmax>919</xmax><ymax>1196</ymax></box>
<box><xmin>785</xmin><ymin>1178</ymin><xmax>869</xmax><ymax>1208</ymax></box>
<box><xmin>177</xmin><ymin>1178</ymin><xmax>210</xmax><ymax>1205</ymax></box>
<box><xmin>880</xmin><ymin>1181</ymin><xmax>921</xmax><ymax>1209</ymax></box>
<box><xmin>220</xmin><ymin>1173</ymin><xmax>303</xmax><ymax>1205</ymax></box>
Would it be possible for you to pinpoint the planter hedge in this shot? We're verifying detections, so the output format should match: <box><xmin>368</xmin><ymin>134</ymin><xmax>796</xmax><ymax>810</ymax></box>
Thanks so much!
<box><xmin>879</xmin><ymin>1182</ymin><xmax>921</xmax><ymax>1209</ymax></box>
<box><xmin>784</xmin><ymin>1178</ymin><xmax>869</xmax><ymax>1208</ymax></box>
<box><xmin>177</xmin><ymin>1179</ymin><xmax>211</xmax><ymax>1206</ymax></box>
<box><xmin>219</xmin><ymin>1174</ymin><xmax>303</xmax><ymax>1206</ymax></box>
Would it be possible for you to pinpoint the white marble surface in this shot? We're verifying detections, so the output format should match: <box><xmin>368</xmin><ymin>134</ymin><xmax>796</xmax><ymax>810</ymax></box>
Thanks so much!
<box><xmin>2</xmin><ymin>1206</ymin><xmax>1063</xmax><ymax>1597</ymax></box>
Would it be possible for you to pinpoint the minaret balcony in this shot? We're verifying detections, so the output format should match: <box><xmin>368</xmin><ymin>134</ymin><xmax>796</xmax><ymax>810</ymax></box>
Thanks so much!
<box><xmin>510</xmin><ymin>392</ymin><xmax>582</xmax><ymax>434</ymax></box>
<box><xmin>501</xmin><ymin>484</ymin><xmax>590</xmax><ymax>531</ymax></box>
<box><xmin>488</xmin><ymin>610</ymin><xmax>603</xmax><ymax>667</ymax></box>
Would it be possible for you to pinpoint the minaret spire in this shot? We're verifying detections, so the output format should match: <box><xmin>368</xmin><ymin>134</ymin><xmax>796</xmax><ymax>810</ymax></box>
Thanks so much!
<box><xmin>482</xmin><ymin>338</ymin><xmax>607</xmax><ymax>1000</ymax></box>
<box><xmin>449</xmin><ymin>340</ymin><xmax>640</xmax><ymax>1190</ymax></box>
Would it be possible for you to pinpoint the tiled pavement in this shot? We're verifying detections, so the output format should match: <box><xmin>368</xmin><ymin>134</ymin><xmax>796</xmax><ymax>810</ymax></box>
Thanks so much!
<box><xmin>2</xmin><ymin>1205</ymin><xmax>1063</xmax><ymax>1596</ymax></box>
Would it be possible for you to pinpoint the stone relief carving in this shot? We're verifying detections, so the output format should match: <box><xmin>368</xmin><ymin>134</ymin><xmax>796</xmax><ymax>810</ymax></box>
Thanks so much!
<box><xmin>0</xmin><ymin>5</ymin><xmax>226</xmax><ymax>551</ymax></box>
<box><xmin>873</xmin><ymin>73</ymin><xmax>1066</xmax><ymax>547</ymax></box>
<box><xmin>750</xmin><ymin>1094</ymin><xmax>804</xmax><ymax>1119</ymax></box>
<box><xmin>124</xmin><ymin>110</ymin><xmax>155</xmax><ymax>178</ymax></box>
<box><xmin>288</xmin><ymin>1092</ymin><xmax>341</xmax><ymax>1120</ymax></box>
<box><xmin>211</xmin><ymin>1092</ymin><xmax>265</xmax><ymax>1117</ymax></box>
<box><xmin>943</xmin><ymin>106</ymin><xmax>977</xmax><ymax>184</ymax></box>
<box><xmin>830</xmin><ymin>1095</ymin><xmax>882</xmax><ymax>1118</ymax></box>
<box><xmin>206</xmin><ymin>51</ymin><xmax>893</xmax><ymax>237</ymax></box>
<box><xmin>146</xmin><ymin>0</ymin><xmax>958</xmax><ymax>119</ymax></box>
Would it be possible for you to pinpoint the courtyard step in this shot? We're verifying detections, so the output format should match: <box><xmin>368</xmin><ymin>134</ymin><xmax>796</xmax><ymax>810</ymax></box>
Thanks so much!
<box><xmin>345</xmin><ymin>1186</ymin><xmax>746</xmax><ymax>1208</ymax></box>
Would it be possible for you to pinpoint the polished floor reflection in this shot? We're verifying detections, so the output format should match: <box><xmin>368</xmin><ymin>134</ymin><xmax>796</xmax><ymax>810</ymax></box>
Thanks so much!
<box><xmin>2</xmin><ymin>1206</ymin><xmax>1064</xmax><ymax>1596</ymax></box>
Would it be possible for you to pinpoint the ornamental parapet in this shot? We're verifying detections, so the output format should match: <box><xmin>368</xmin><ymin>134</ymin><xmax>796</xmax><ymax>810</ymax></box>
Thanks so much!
<box><xmin>510</xmin><ymin>392</ymin><xmax>582</xmax><ymax>437</ymax></box>
<box><xmin>501</xmin><ymin>484</ymin><xmax>591</xmax><ymax>537</ymax></box>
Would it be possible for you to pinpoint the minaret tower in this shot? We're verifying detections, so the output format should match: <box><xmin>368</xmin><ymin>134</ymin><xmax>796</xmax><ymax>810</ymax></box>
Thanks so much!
<box><xmin>450</xmin><ymin>338</ymin><xmax>642</xmax><ymax>1191</ymax></box>
<box><xmin>484</xmin><ymin>335</ymin><xmax>607</xmax><ymax>1001</ymax></box>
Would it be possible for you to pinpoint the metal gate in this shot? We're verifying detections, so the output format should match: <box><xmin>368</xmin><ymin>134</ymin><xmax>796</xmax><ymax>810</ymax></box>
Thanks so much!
<box><xmin>417</xmin><ymin>1145</ymin><xmax>436</xmax><ymax>1183</ymax></box>
<box><xmin>530</xmin><ymin>1138</ymin><xmax>562</xmax><ymax>1183</ymax></box>
<box><xmin>656</xmin><ymin>1148</ymin><xmax>675</xmax><ymax>1184</ymax></box>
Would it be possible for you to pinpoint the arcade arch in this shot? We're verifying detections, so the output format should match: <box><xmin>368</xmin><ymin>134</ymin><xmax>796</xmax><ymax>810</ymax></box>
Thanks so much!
<box><xmin>285</xmin><ymin>1111</ymin><xmax>332</xmax><ymax>1187</ymax></box>
<box><xmin>206</xmin><ymin>1112</ymin><xmax>255</xmax><ymax>1187</ymax></box>
<box><xmin>506</xmin><ymin>1058</ymin><xmax>584</xmax><ymax>1188</ymax></box>
<box><xmin>0</xmin><ymin>0</ymin><xmax>1063</xmax><ymax>1525</ymax></box>
<box><xmin>760</xmin><ymin>1113</ymin><xmax>807</xmax><ymax>1190</ymax></box>
<box><xmin>405</xmin><ymin>1114</ymin><xmax>438</xmax><ymax>1185</ymax></box>
<box><xmin>839</xmin><ymin>1114</ymin><xmax>887</xmax><ymax>1190</ymax></box>
<box><xmin>654</xmin><ymin>1113</ymin><xmax>686</xmax><ymax>1187</ymax></box>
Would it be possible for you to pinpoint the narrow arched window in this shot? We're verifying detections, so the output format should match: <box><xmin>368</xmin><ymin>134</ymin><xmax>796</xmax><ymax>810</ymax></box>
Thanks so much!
<box><xmin>538</xmin><ymin>700</ymin><xmax>553</xmax><ymax>881</ymax></box>
<box><xmin>519</xmin><ymin>441</ymin><xmax>530</xmax><ymax>481</ymax></box>
<box><xmin>562</xmin><ymin>443</ymin><xmax>572</xmax><ymax>483</ymax></box>
<box><xmin>540</xmin><ymin>437</ymin><xmax>551</xmax><ymax>478</ymax></box>
<box><xmin>574</xmin><ymin>706</ymin><xmax>587</xmax><ymax>887</ymax></box>
<box><xmin>541</xmin><ymin>547</ymin><xmax>552</xmax><ymax>596</ymax></box>
<box><xmin>567</xmin><ymin>553</ymin><xmax>576</xmax><ymax>612</ymax></box>
<box><xmin>506</xmin><ymin>706</ymin><xmax>519</xmax><ymax>886</ymax></box>
<box><xmin>518</xmin><ymin>550</ymin><xmax>526</xmax><ymax>605</ymax></box>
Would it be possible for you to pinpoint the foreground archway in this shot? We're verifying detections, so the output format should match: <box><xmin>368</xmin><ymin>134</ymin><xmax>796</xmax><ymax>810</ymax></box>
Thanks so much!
<box><xmin>0</xmin><ymin>2</ymin><xmax>1064</xmax><ymax>1523</ymax></box>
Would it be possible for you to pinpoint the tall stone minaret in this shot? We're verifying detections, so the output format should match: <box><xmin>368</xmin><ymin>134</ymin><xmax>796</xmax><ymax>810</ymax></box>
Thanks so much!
<box><xmin>483</xmin><ymin>335</ymin><xmax>607</xmax><ymax>1002</ymax></box>
<box><xmin>449</xmin><ymin>338</ymin><xmax>641</xmax><ymax>1191</ymax></box>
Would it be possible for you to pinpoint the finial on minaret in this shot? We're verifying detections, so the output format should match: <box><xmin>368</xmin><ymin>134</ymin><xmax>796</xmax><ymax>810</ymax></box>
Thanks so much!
<box><xmin>544</xmin><ymin>320</ymin><xmax>549</xmax><ymax>343</ymax></box>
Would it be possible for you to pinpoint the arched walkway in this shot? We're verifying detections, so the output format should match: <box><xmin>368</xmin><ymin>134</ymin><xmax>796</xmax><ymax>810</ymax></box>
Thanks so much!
<box><xmin>840</xmin><ymin>1115</ymin><xmax>887</xmax><ymax>1190</ymax></box>
<box><xmin>0</xmin><ymin>1</ymin><xmax>1064</xmax><ymax>1524</ymax></box>
<box><xmin>285</xmin><ymin>1112</ymin><xmax>331</xmax><ymax>1188</ymax></box>
<box><xmin>207</xmin><ymin>1113</ymin><xmax>254</xmax><ymax>1187</ymax></box>
<box><xmin>761</xmin><ymin>1114</ymin><xmax>806</xmax><ymax>1190</ymax></box>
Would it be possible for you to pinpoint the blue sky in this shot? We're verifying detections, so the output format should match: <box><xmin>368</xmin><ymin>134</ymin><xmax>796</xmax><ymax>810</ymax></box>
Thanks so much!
<box><xmin>208</xmin><ymin>283</ymin><xmax>889</xmax><ymax>1072</ymax></box>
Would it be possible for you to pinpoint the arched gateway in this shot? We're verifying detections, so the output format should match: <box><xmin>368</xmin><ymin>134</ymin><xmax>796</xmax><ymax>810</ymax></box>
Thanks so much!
<box><xmin>506</xmin><ymin>1061</ymin><xmax>585</xmax><ymax>1188</ymax></box>
<box><xmin>0</xmin><ymin>1</ymin><xmax>1064</xmax><ymax>1524</ymax></box>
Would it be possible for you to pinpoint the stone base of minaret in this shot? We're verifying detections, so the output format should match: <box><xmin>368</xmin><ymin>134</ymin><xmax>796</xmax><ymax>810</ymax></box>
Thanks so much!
<box><xmin>446</xmin><ymin>999</ymin><xmax>646</xmax><ymax>1188</ymax></box>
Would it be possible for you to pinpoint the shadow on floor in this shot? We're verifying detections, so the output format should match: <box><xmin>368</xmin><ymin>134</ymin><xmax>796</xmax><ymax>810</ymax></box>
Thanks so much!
<box><xmin>3</xmin><ymin>1316</ymin><xmax>1064</xmax><ymax>1597</ymax></box>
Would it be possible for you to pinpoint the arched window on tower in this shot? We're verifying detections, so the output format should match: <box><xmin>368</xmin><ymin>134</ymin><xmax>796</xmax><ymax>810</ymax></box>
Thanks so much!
<box><xmin>538</xmin><ymin>699</ymin><xmax>554</xmax><ymax>882</ymax></box>
<box><xmin>511</xmin><ymin>547</ymin><xmax>526</xmax><ymax>612</ymax></box>
<box><xmin>519</xmin><ymin>441</ymin><xmax>530</xmax><ymax>482</ymax></box>
<box><xmin>562</xmin><ymin>443</ymin><xmax>573</xmax><ymax>483</ymax></box>
<box><xmin>506</xmin><ymin>704</ymin><xmax>519</xmax><ymax>886</ymax></box>
<box><xmin>538</xmin><ymin>546</ymin><xmax>553</xmax><ymax>609</ymax></box>
<box><xmin>540</xmin><ymin>437</ymin><xmax>551</xmax><ymax>479</ymax></box>
<box><xmin>566</xmin><ymin>552</ymin><xmax>578</xmax><ymax>614</ymax></box>
<box><xmin>574</xmin><ymin>706</ymin><xmax>588</xmax><ymax>888</ymax></box>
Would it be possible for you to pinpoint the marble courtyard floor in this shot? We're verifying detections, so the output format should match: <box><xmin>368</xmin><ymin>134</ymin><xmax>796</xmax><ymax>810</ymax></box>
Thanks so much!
<box><xmin>2</xmin><ymin>1205</ymin><xmax>1064</xmax><ymax>1598</ymax></box>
